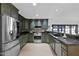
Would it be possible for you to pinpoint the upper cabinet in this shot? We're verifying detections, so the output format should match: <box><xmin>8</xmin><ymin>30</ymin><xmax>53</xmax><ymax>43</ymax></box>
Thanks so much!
<box><xmin>18</xmin><ymin>14</ymin><xmax>29</xmax><ymax>33</ymax></box>
<box><xmin>30</xmin><ymin>19</ymin><xmax>48</xmax><ymax>30</ymax></box>
<box><xmin>42</xmin><ymin>19</ymin><xmax>48</xmax><ymax>29</ymax></box>
<box><xmin>1</xmin><ymin>3</ymin><xmax>18</xmax><ymax>19</ymax></box>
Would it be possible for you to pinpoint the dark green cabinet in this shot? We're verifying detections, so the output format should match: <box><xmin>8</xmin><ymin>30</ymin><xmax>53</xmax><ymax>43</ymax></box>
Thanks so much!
<box><xmin>48</xmin><ymin>33</ymin><xmax>79</xmax><ymax>56</ymax></box>
<box><xmin>48</xmin><ymin>33</ymin><xmax>55</xmax><ymax>51</ymax></box>
<box><xmin>1</xmin><ymin>4</ymin><xmax>10</xmax><ymax>16</ymax></box>
<box><xmin>29</xmin><ymin>19</ymin><xmax>48</xmax><ymax>30</ymax></box>
<box><xmin>18</xmin><ymin>14</ymin><xmax>29</xmax><ymax>33</ymax></box>
<box><xmin>1</xmin><ymin>3</ymin><xmax>18</xmax><ymax>19</ymax></box>
<box><xmin>28</xmin><ymin>33</ymin><xmax>33</xmax><ymax>42</ymax></box>
<box><xmin>48</xmin><ymin>33</ymin><xmax>61</xmax><ymax>55</ymax></box>
<box><xmin>19</xmin><ymin>34</ymin><xmax>28</xmax><ymax>49</ymax></box>
<box><xmin>42</xmin><ymin>32</ymin><xmax>49</xmax><ymax>43</ymax></box>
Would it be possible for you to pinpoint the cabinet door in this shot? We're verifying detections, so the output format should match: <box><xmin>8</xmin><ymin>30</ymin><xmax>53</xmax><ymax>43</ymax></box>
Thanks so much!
<box><xmin>25</xmin><ymin>20</ymin><xmax>29</xmax><ymax>30</ymax></box>
<box><xmin>1</xmin><ymin>4</ymin><xmax>10</xmax><ymax>16</ymax></box>
<box><xmin>41</xmin><ymin>33</ymin><xmax>45</xmax><ymax>42</ymax></box>
<box><xmin>55</xmin><ymin>43</ymin><xmax>61</xmax><ymax>56</ymax></box>
<box><xmin>61</xmin><ymin>48</ymin><xmax>67</xmax><ymax>56</ymax></box>
<box><xmin>44</xmin><ymin>33</ymin><xmax>49</xmax><ymax>43</ymax></box>
<box><xmin>61</xmin><ymin>44</ymin><xmax>67</xmax><ymax>50</ymax></box>
<box><xmin>11</xmin><ymin>10</ymin><xmax>18</xmax><ymax>19</ymax></box>
<box><xmin>50</xmin><ymin>41</ymin><xmax>55</xmax><ymax>50</ymax></box>
<box><xmin>42</xmin><ymin>33</ymin><xmax>49</xmax><ymax>43</ymax></box>
<box><xmin>28</xmin><ymin>33</ymin><xmax>33</xmax><ymax>42</ymax></box>
<box><xmin>42</xmin><ymin>19</ymin><xmax>48</xmax><ymax>29</ymax></box>
<box><xmin>42</xmin><ymin>33</ymin><xmax>46</xmax><ymax>43</ymax></box>
<box><xmin>10</xmin><ymin>4</ymin><xmax>18</xmax><ymax>19</ymax></box>
<box><xmin>61</xmin><ymin>44</ymin><xmax>67</xmax><ymax>56</ymax></box>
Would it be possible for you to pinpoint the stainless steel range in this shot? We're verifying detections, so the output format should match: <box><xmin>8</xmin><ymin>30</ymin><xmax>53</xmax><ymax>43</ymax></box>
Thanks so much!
<box><xmin>33</xmin><ymin>26</ymin><xmax>45</xmax><ymax>43</ymax></box>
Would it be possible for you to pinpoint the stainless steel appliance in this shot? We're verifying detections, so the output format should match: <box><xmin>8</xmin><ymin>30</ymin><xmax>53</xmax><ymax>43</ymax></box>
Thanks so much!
<box><xmin>1</xmin><ymin>15</ymin><xmax>20</xmax><ymax>56</ymax></box>
<box><xmin>33</xmin><ymin>26</ymin><xmax>44</xmax><ymax>43</ymax></box>
<box><xmin>34</xmin><ymin>32</ymin><xmax>42</xmax><ymax>43</ymax></box>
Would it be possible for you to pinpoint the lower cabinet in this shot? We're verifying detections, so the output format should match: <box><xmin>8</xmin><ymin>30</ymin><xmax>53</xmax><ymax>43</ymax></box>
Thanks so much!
<box><xmin>28</xmin><ymin>33</ymin><xmax>33</xmax><ymax>42</ymax></box>
<box><xmin>19</xmin><ymin>34</ymin><xmax>28</xmax><ymax>49</ymax></box>
<box><xmin>55</xmin><ymin>43</ymin><xmax>61</xmax><ymax>56</ymax></box>
<box><xmin>61</xmin><ymin>44</ymin><xmax>79</xmax><ymax>56</ymax></box>
<box><xmin>61</xmin><ymin>44</ymin><xmax>68</xmax><ymax>56</ymax></box>
<box><xmin>48</xmin><ymin>33</ymin><xmax>79</xmax><ymax>56</ymax></box>
<box><xmin>48</xmin><ymin>34</ymin><xmax>55</xmax><ymax>50</ymax></box>
<box><xmin>42</xmin><ymin>32</ymin><xmax>49</xmax><ymax>43</ymax></box>
<box><xmin>28</xmin><ymin>32</ymin><xmax>49</xmax><ymax>43</ymax></box>
<box><xmin>61</xmin><ymin>48</ymin><xmax>67</xmax><ymax>56</ymax></box>
<box><xmin>48</xmin><ymin>34</ymin><xmax>55</xmax><ymax>54</ymax></box>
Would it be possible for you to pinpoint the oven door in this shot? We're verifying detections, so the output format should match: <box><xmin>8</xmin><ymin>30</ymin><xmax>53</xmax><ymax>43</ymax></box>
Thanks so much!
<box><xmin>33</xmin><ymin>33</ymin><xmax>42</xmax><ymax>43</ymax></box>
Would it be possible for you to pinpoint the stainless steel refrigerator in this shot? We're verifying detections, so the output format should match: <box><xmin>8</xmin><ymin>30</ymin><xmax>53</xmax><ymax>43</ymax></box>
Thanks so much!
<box><xmin>1</xmin><ymin>15</ymin><xmax>20</xmax><ymax>56</ymax></box>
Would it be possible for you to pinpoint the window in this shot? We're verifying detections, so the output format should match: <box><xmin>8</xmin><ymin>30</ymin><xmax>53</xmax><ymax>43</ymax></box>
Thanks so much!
<box><xmin>58</xmin><ymin>26</ymin><xmax>62</xmax><ymax>33</ymax></box>
<box><xmin>65</xmin><ymin>26</ymin><xmax>70</xmax><ymax>34</ymax></box>
<box><xmin>71</xmin><ymin>26</ymin><xmax>76</xmax><ymax>35</ymax></box>
<box><xmin>52</xmin><ymin>24</ymin><xmax>78</xmax><ymax>35</ymax></box>
<box><xmin>52</xmin><ymin>26</ymin><xmax>58</xmax><ymax>32</ymax></box>
<box><xmin>61</xmin><ymin>26</ymin><xmax>65</xmax><ymax>33</ymax></box>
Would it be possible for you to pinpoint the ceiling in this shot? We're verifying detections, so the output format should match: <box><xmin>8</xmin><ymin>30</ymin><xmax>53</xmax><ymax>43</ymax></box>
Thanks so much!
<box><xmin>12</xmin><ymin>3</ymin><xmax>79</xmax><ymax>19</ymax></box>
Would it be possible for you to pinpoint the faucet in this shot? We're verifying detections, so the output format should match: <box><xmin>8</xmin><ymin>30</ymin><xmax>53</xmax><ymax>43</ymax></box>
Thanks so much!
<box><xmin>63</xmin><ymin>33</ymin><xmax>67</xmax><ymax>39</ymax></box>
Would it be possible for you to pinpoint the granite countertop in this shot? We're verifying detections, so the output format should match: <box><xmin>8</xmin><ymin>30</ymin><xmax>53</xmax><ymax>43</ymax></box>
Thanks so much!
<box><xmin>49</xmin><ymin>33</ymin><xmax>79</xmax><ymax>45</ymax></box>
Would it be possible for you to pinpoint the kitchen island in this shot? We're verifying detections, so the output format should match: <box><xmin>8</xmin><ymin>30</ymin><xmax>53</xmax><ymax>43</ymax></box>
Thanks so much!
<box><xmin>48</xmin><ymin>33</ymin><xmax>79</xmax><ymax>56</ymax></box>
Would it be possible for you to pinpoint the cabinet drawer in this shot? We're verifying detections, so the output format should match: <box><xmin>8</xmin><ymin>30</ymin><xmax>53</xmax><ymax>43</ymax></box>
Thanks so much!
<box><xmin>61</xmin><ymin>44</ymin><xmax>67</xmax><ymax>50</ymax></box>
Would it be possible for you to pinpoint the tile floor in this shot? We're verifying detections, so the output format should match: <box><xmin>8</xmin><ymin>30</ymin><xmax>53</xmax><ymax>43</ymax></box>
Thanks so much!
<box><xmin>19</xmin><ymin>43</ymin><xmax>54</xmax><ymax>56</ymax></box>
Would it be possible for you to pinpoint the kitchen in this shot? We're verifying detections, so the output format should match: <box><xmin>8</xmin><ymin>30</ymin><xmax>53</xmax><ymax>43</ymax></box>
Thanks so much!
<box><xmin>0</xmin><ymin>3</ymin><xmax>79</xmax><ymax>56</ymax></box>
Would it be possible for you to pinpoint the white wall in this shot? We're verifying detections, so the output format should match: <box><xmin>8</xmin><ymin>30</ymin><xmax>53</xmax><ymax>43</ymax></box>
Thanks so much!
<box><xmin>48</xmin><ymin>16</ymin><xmax>79</xmax><ymax>25</ymax></box>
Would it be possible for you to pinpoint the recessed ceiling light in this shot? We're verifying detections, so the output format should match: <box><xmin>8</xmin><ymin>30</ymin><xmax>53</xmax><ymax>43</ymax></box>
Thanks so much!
<box><xmin>33</xmin><ymin>3</ymin><xmax>37</xmax><ymax>6</ymax></box>
<box><xmin>56</xmin><ymin>9</ymin><xmax>58</xmax><ymax>12</ymax></box>
<box><xmin>36</xmin><ymin>14</ymin><xmax>39</xmax><ymax>17</ymax></box>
